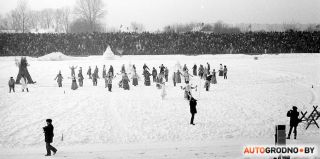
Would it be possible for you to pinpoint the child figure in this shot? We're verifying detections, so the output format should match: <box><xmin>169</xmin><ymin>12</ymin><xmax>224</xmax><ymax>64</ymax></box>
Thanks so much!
<box><xmin>8</xmin><ymin>77</ymin><xmax>15</xmax><ymax>93</ymax></box>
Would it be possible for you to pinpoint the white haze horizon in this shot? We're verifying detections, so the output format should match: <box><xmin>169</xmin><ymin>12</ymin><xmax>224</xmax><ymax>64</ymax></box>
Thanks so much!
<box><xmin>0</xmin><ymin>0</ymin><xmax>319</xmax><ymax>31</ymax></box>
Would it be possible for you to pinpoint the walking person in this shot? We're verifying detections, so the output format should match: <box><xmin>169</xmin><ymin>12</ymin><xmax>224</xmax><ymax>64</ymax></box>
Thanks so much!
<box><xmin>164</xmin><ymin>67</ymin><xmax>169</xmax><ymax>82</ymax></box>
<box><xmin>122</xmin><ymin>73</ymin><xmax>130</xmax><ymax>90</ymax></box>
<box><xmin>152</xmin><ymin>67</ymin><xmax>157</xmax><ymax>82</ymax></box>
<box><xmin>87</xmin><ymin>66</ymin><xmax>92</xmax><ymax>79</ymax></box>
<box><xmin>223</xmin><ymin>65</ymin><xmax>228</xmax><ymax>79</ymax></box>
<box><xmin>102</xmin><ymin>65</ymin><xmax>107</xmax><ymax>78</ymax></box>
<box><xmin>78</xmin><ymin>68</ymin><xmax>84</xmax><ymax>87</ymax></box>
<box><xmin>108</xmin><ymin>65</ymin><xmax>114</xmax><ymax>76</ymax></box>
<box><xmin>219</xmin><ymin>64</ymin><xmax>223</xmax><ymax>76</ymax></box>
<box><xmin>8</xmin><ymin>77</ymin><xmax>15</xmax><ymax>93</ymax></box>
<box><xmin>71</xmin><ymin>75</ymin><xmax>78</xmax><ymax>90</ymax></box>
<box><xmin>92</xmin><ymin>72</ymin><xmax>98</xmax><ymax>86</ymax></box>
<box><xmin>192</xmin><ymin>64</ymin><xmax>197</xmax><ymax>76</ymax></box>
<box><xmin>131</xmin><ymin>70</ymin><xmax>139</xmax><ymax>86</ymax></box>
<box><xmin>287</xmin><ymin>106</ymin><xmax>301</xmax><ymax>139</ymax></box>
<box><xmin>43</xmin><ymin>119</ymin><xmax>57</xmax><ymax>156</ymax></box>
<box><xmin>189</xmin><ymin>97</ymin><xmax>197</xmax><ymax>125</ymax></box>
<box><xmin>94</xmin><ymin>66</ymin><xmax>99</xmax><ymax>78</ymax></box>
<box><xmin>205</xmin><ymin>73</ymin><xmax>213</xmax><ymax>91</ymax></box>
<box><xmin>105</xmin><ymin>71</ymin><xmax>114</xmax><ymax>92</ymax></box>
<box><xmin>143</xmin><ymin>69</ymin><xmax>151</xmax><ymax>86</ymax></box>
<box><xmin>54</xmin><ymin>71</ymin><xmax>63</xmax><ymax>87</ymax></box>
<box><xmin>206</xmin><ymin>62</ymin><xmax>210</xmax><ymax>74</ymax></box>
<box><xmin>198</xmin><ymin>65</ymin><xmax>204</xmax><ymax>79</ymax></box>
<box><xmin>211</xmin><ymin>69</ymin><xmax>217</xmax><ymax>84</ymax></box>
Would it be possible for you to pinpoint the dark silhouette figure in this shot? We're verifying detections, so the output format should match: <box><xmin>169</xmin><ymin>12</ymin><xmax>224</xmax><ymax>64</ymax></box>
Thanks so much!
<box><xmin>189</xmin><ymin>97</ymin><xmax>197</xmax><ymax>125</ymax></box>
<box><xmin>287</xmin><ymin>106</ymin><xmax>300</xmax><ymax>139</ymax></box>
<box><xmin>8</xmin><ymin>77</ymin><xmax>15</xmax><ymax>93</ymax></box>
<box><xmin>152</xmin><ymin>67</ymin><xmax>157</xmax><ymax>82</ymax></box>
<box><xmin>43</xmin><ymin>119</ymin><xmax>57</xmax><ymax>156</ymax></box>
<box><xmin>223</xmin><ymin>65</ymin><xmax>228</xmax><ymax>79</ymax></box>
<box><xmin>192</xmin><ymin>64</ymin><xmax>197</xmax><ymax>76</ymax></box>
<box><xmin>16</xmin><ymin>57</ymin><xmax>35</xmax><ymax>84</ymax></box>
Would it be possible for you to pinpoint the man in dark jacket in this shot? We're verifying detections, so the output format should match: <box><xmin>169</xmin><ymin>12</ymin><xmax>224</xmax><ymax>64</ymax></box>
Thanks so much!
<box><xmin>152</xmin><ymin>67</ymin><xmax>157</xmax><ymax>82</ymax></box>
<box><xmin>287</xmin><ymin>106</ymin><xmax>300</xmax><ymax>139</ymax></box>
<box><xmin>192</xmin><ymin>64</ymin><xmax>197</xmax><ymax>76</ymax></box>
<box><xmin>43</xmin><ymin>119</ymin><xmax>57</xmax><ymax>156</ymax></box>
<box><xmin>189</xmin><ymin>97</ymin><xmax>197</xmax><ymax>125</ymax></box>
<box><xmin>8</xmin><ymin>77</ymin><xmax>15</xmax><ymax>93</ymax></box>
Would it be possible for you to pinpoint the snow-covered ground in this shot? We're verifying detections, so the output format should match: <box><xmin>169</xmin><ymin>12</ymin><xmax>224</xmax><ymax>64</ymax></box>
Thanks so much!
<box><xmin>0</xmin><ymin>53</ymin><xmax>320</xmax><ymax>159</ymax></box>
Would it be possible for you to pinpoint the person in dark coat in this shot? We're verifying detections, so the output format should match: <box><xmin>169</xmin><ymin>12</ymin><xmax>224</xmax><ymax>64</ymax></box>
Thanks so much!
<box><xmin>102</xmin><ymin>65</ymin><xmax>107</xmax><ymax>78</ymax></box>
<box><xmin>71</xmin><ymin>75</ymin><xmax>78</xmax><ymax>90</ymax></box>
<box><xmin>206</xmin><ymin>62</ymin><xmax>210</xmax><ymax>74</ymax></box>
<box><xmin>143</xmin><ymin>70</ymin><xmax>151</xmax><ymax>86</ymax></box>
<box><xmin>287</xmin><ymin>106</ymin><xmax>300</xmax><ymax>139</ymax></box>
<box><xmin>87</xmin><ymin>66</ymin><xmax>92</xmax><ymax>79</ymax></box>
<box><xmin>176</xmin><ymin>70</ymin><xmax>182</xmax><ymax>83</ymax></box>
<box><xmin>92</xmin><ymin>72</ymin><xmax>98</xmax><ymax>86</ymax></box>
<box><xmin>182</xmin><ymin>64</ymin><xmax>188</xmax><ymax>72</ymax></box>
<box><xmin>121</xmin><ymin>64</ymin><xmax>126</xmax><ymax>73</ymax></box>
<box><xmin>211</xmin><ymin>69</ymin><xmax>217</xmax><ymax>84</ymax></box>
<box><xmin>223</xmin><ymin>65</ymin><xmax>228</xmax><ymax>79</ymax></box>
<box><xmin>143</xmin><ymin>63</ymin><xmax>149</xmax><ymax>71</ymax></box>
<box><xmin>94</xmin><ymin>66</ymin><xmax>99</xmax><ymax>78</ymax></box>
<box><xmin>198</xmin><ymin>65</ymin><xmax>204</xmax><ymax>78</ymax></box>
<box><xmin>172</xmin><ymin>72</ymin><xmax>177</xmax><ymax>87</ymax></box>
<box><xmin>8</xmin><ymin>77</ymin><xmax>15</xmax><ymax>93</ymax></box>
<box><xmin>159</xmin><ymin>64</ymin><xmax>165</xmax><ymax>74</ymax></box>
<box><xmin>152</xmin><ymin>67</ymin><xmax>157</xmax><ymax>82</ymax></box>
<box><xmin>78</xmin><ymin>68</ymin><xmax>84</xmax><ymax>87</ymax></box>
<box><xmin>109</xmin><ymin>65</ymin><xmax>114</xmax><ymax>76</ymax></box>
<box><xmin>164</xmin><ymin>67</ymin><xmax>169</xmax><ymax>82</ymax></box>
<box><xmin>192</xmin><ymin>64</ymin><xmax>197</xmax><ymax>76</ymax></box>
<box><xmin>205</xmin><ymin>74</ymin><xmax>213</xmax><ymax>91</ymax></box>
<box><xmin>189</xmin><ymin>97</ymin><xmax>197</xmax><ymax>125</ymax></box>
<box><xmin>122</xmin><ymin>73</ymin><xmax>130</xmax><ymax>90</ymax></box>
<box><xmin>43</xmin><ymin>119</ymin><xmax>57</xmax><ymax>156</ymax></box>
<box><xmin>54</xmin><ymin>71</ymin><xmax>63</xmax><ymax>87</ymax></box>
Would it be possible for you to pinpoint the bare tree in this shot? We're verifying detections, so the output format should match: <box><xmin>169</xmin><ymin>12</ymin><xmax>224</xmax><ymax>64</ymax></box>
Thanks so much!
<box><xmin>28</xmin><ymin>10</ymin><xmax>40</xmax><ymax>31</ymax></box>
<box><xmin>74</xmin><ymin>0</ymin><xmax>105</xmax><ymax>32</ymax></box>
<box><xmin>14</xmin><ymin>0</ymin><xmax>29</xmax><ymax>32</ymax></box>
<box><xmin>61</xmin><ymin>7</ymin><xmax>71</xmax><ymax>33</ymax></box>
<box><xmin>54</xmin><ymin>9</ymin><xmax>64</xmax><ymax>32</ymax></box>
<box><xmin>40</xmin><ymin>9</ymin><xmax>55</xmax><ymax>29</ymax></box>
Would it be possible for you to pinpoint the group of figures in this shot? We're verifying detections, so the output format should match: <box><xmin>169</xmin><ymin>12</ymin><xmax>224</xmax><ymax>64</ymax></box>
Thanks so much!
<box><xmin>52</xmin><ymin>62</ymin><xmax>228</xmax><ymax>95</ymax></box>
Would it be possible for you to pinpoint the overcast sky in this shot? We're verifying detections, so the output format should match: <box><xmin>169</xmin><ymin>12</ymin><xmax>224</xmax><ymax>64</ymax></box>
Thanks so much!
<box><xmin>0</xmin><ymin>0</ymin><xmax>319</xmax><ymax>30</ymax></box>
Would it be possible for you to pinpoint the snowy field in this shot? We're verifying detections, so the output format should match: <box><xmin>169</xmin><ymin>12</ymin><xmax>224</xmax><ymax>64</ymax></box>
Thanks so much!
<box><xmin>0</xmin><ymin>53</ymin><xmax>320</xmax><ymax>159</ymax></box>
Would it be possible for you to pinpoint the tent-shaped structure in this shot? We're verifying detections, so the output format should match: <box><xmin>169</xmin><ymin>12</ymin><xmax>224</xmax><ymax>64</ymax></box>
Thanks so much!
<box><xmin>103</xmin><ymin>46</ymin><xmax>115</xmax><ymax>60</ymax></box>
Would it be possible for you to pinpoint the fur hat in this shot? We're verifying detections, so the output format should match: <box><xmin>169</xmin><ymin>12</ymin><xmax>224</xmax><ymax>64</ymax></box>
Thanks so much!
<box><xmin>46</xmin><ymin>119</ymin><xmax>52</xmax><ymax>123</ymax></box>
<box><xmin>292</xmin><ymin>106</ymin><xmax>297</xmax><ymax>110</ymax></box>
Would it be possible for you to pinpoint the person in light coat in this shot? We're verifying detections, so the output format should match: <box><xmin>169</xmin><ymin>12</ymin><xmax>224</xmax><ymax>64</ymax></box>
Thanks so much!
<box><xmin>20</xmin><ymin>76</ymin><xmax>29</xmax><ymax>92</ymax></box>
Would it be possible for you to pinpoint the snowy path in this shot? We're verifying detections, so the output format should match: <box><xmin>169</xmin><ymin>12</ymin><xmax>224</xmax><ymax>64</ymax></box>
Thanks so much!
<box><xmin>0</xmin><ymin>54</ymin><xmax>320</xmax><ymax>158</ymax></box>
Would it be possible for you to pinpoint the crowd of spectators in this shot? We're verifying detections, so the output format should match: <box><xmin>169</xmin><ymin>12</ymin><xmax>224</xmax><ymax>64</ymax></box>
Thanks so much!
<box><xmin>0</xmin><ymin>31</ymin><xmax>319</xmax><ymax>56</ymax></box>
